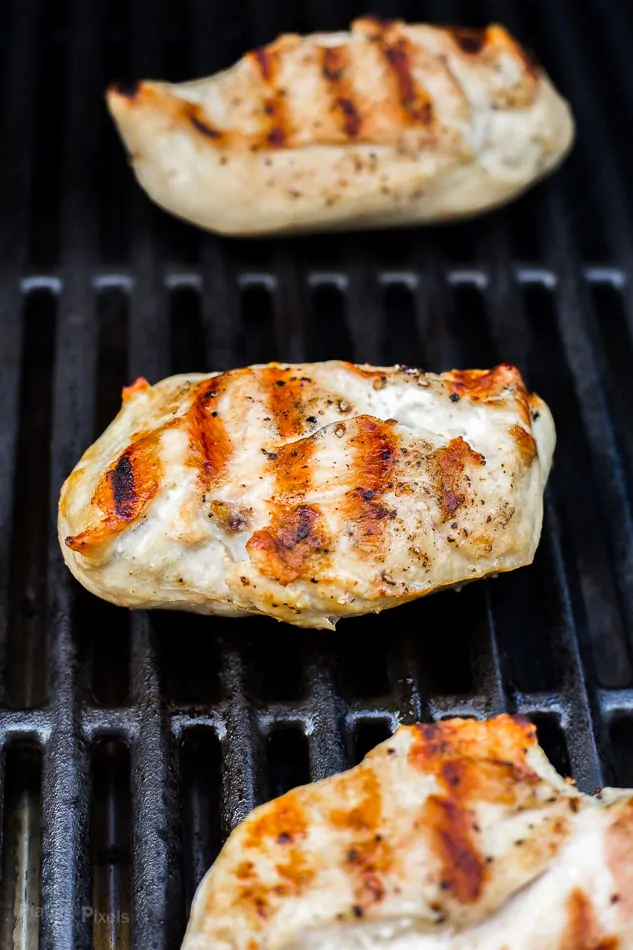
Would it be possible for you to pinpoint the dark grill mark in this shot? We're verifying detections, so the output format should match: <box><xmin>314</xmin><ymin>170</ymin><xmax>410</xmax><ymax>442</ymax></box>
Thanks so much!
<box><xmin>264</xmin><ymin>367</ymin><xmax>312</xmax><ymax>440</ymax></box>
<box><xmin>188</xmin><ymin>112</ymin><xmax>222</xmax><ymax>140</ymax></box>
<box><xmin>423</xmin><ymin>796</ymin><xmax>486</xmax><ymax>903</ymax></box>
<box><xmin>247</xmin><ymin>404</ymin><xmax>332</xmax><ymax>584</ymax></box>
<box><xmin>449</xmin><ymin>27</ymin><xmax>488</xmax><ymax>55</ymax></box>
<box><xmin>381</xmin><ymin>36</ymin><xmax>433</xmax><ymax>125</ymax></box>
<box><xmin>267</xmin><ymin>126</ymin><xmax>286</xmax><ymax>148</ymax></box>
<box><xmin>249</xmin><ymin>44</ymin><xmax>290</xmax><ymax>151</ymax></box>
<box><xmin>65</xmin><ymin>431</ymin><xmax>162</xmax><ymax>553</ymax></box>
<box><xmin>345</xmin><ymin>416</ymin><xmax>397</xmax><ymax>552</ymax></box>
<box><xmin>108</xmin><ymin>453</ymin><xmax>136</xmax><ymax>520</ymax></box>
<box><xmin>321</xmin><ymin>46</ymin><xmax>362</xmax><ymax>139</ymax></box>
<box><xmin>188</xmin><ymin>376</ymin><xmax>233</xmax><ymax>492</ymax></box>
<box><xmin>338</xmin><ymin>98</ymin><xmax>361</xmax><ymax>138</ymax></box>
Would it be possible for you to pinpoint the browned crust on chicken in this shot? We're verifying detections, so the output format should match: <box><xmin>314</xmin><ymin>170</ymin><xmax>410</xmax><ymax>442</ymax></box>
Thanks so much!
<box><xmin>509</xmin><ymin>425</ymin><xmax>537</xmax><ymax>467</ymax></box>
<box><xmin>246</xmin><ymin>504</ymin><xmax>329</xmax><ymax>586</ymax></box>
<box><xmin>447</xmin><ymin>364</ymin><xmax>527</xmax><ymax>402</ymax></box>
<box><xmin>560</xmin><ymin>888</ymin><xmax>604</xmax><ymax>950</ymax></box>
<box><xmin>246</xmin><ymin>425</ymin><xmax>330</xmax><ymax>586</ymax></box>
<box><xmin>430</xmin><ymin>436</ymin><xmax>486</xmax><ymax>518</ymax></box>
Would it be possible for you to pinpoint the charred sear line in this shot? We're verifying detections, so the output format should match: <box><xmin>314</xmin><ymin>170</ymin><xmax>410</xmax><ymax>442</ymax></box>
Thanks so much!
<box><xmin>249</xmin><ymin>46</ymin><xmax>289</xmax><ymax>150</ymax></box>
<box><xmin>247</xmin><ymin>416</ymin><xmax>329</xmax><ymax>584</ymax></box>
<box><xmin>266</xmin><ymin>123</ymin><xmax>286</xmax><ymax>148</ymax></box>
<box><xmin>187</xmin><ymin>376</ymin><xmax>233</xmax><ymax>492</ymax></box>
<box><xmin>381</xmin><ymin>35</ymin><xmax>433</xmax><ymax>125</ymax></box>
<box><xmin>423</xmin><ymin>795</ymin><xmax>487</xmax><ymax>903</ymax></box>
<box><xmin>188</xmin><ymin>110</ymin><xmax>223</xmax><ymax>140</ymax></box>
<box><xmin>338</xmin><ymin>98</ymin><xmax>362</xmax><ymax>137</ymax></box>
<box><xmin>264</xmin><ymin>367</ymin><xmax>313</xmax><ymax>439</ymax></box>
<box><xmin>107</xmin><ymin>453</ymin><xmax>136</xmax><ymax>520</ymax></box>
<box><xmin>346</xmin><ymin>417</ymin><xmax>397</xmax><ymax>551</ymax></box>
<box><xmin>321</xmin><ymin>46</ymin><xmax>362</xmax><ymax>138</ymax></box>
<box><xmin>65</xmin><ymin>432</ymin><xmax>162</xmax><ymax>554</ymax></box>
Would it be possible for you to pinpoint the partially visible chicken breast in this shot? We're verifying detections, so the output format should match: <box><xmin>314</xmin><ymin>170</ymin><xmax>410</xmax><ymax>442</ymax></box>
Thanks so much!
<box><xmin>106</xmin><ymin>18</ymin><xmax>574</xmax><ymax>237</ymax></box>
<box><xmin>181</xmin><ymin>715</ymin><xmax>633</xmax><ymax>950</ymax></box>
<box><xmin>58</xmin><ymin>361</ymin><xmax>555</xmax><ymax>629</ymax></box>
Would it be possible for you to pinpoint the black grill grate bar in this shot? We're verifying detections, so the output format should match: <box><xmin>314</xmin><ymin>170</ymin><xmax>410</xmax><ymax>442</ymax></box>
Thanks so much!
<box><xmin>304</xmin><ymin>642</ymin><xmax>348</xmax><ymax>781</ymax></box>
<box><xmin>531</xmin><ymin>0</ymin><xmax>633</xmax><ymax>613</ymax></box>
<box><xmin>216</xmin><ymin>634</ymin><xmax>263</xmax><ymax>832</ymax></box>
<box><xmin>130</xmin><ymin>614</ymin><xmax>183</xmax><ymax>950</ymax></box>
<box><xmin>541</xmin><ymin>186</ymin><xmax>633</xmax><ymax>652</ymax></box>
<box><xmin>344</xmin><ymin>247</ymin><xmax>385</xmax><ymax>366</ymax></box>
<box><xmin>408</xmin><ymin>238</ymin><xmax>455</xmax><ymax>371</ymax></box>
<box><xmin>472</xmin><ymin>589</ymin><xmax>508</xmax><ymax>717</ymax></box>
<box><xmin>539</xmin><ymin>0</ymin><xmax>633</xmax><ymax>278</ymax></box>
<box><xmin>199</xmin><ymin>238</ymin><xmax>240</xmax><ymax>371</ymax></box>
<box><xmin>384</xmin><ymin>629</ymin><xmax>426</xmax><ymax>726</ymax></box>
<box><xmin>190</xmin><ymin>1</ymin><xmax>241</xmax><ymax>374</ymax></box>
<box><xmin>40</xmin><ymin>0</ymin><xmax>107</xmax><ymax>940</ymax></box>
<box><xmin>272</xmin><ymin>251</ymin><xmax>309</xmax><ymax>365</ymax></box>
<box><xmin>533</xmin><ymin>499</ymin><xmax>605</xmax><ymax>788</ymax></box>
<box><xmin>0</xmin><ymin>0</ymin><xmax>46</xmax><ymax>712</ymax></box>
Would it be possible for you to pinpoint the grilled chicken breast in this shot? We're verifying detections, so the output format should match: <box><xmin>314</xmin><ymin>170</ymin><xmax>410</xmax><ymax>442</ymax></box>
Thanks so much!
<box><xmin>106</xmin><ymin>18</ymin><xmax>574</xmax><ymax>237</ymax></box>
<box><xmin>181</xmin><ymin>715</ymin><xmax>633</xmax><ymax>950</ymax></box>
<box><xmin>58</xmin><ymin>361</ymin><xmax>554</xmax><ymax>629</ymax></box>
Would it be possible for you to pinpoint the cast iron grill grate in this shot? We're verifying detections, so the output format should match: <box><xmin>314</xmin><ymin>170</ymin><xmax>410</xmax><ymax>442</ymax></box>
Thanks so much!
<box><xmin>0</xmin><ymin>0</ymin><xmax>633</xmax><ymax>947</ymax></box>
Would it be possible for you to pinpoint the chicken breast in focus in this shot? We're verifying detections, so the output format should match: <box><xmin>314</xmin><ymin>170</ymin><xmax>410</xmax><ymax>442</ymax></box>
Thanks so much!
<box><xmin>181</xmin><ymin>715</ymin><xmax>633</xmax><ymax>950</ymax></box>
<box><xmin>58</xmin><ymin>361</ymin><xmax>555</xmax><ymax>629</ymax></box>
<box><xmin>106</xmin><ymin>18</ymin><xmax>574</xmax><ymax>237</ymax></box>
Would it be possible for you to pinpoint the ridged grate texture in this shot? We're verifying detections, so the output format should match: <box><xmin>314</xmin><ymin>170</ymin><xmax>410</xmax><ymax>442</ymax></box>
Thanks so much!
<box><xmin>0</xmin><ymin>0</ymin><xmax>633</xmax><ymax>947</ymax></box>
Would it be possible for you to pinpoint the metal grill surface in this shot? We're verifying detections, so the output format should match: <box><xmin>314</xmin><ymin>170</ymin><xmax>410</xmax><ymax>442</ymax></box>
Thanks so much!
<box><xmin>0</xmin><ymin>0</ymin><xmax>633</xmax><ymax>948</ymax></box>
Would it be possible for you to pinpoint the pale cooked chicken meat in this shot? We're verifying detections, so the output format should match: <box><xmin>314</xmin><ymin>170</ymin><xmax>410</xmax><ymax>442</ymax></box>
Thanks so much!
<box><xmin>58</xmin><ymin>361</ymin><xmax>555</xmax><ymax>629</ymax></box>
<box><xmin>181</xmin><ymin>715</ymin><xmax>633</xmax><ymax>950</ymax></box>
<box><xmin>106</xmin><ymin>18</ymin><xmax>574</xmax><ymax>237</ymax></box>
